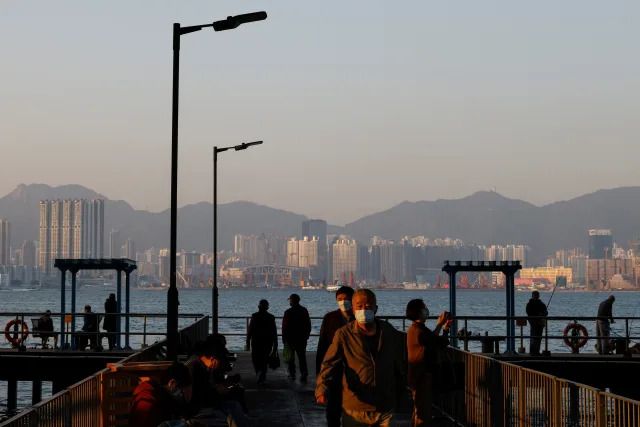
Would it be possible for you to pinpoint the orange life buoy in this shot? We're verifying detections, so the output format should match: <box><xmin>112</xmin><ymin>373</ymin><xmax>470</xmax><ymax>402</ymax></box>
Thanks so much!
<box><xmin>563</xmin><ymin>322</ymin><xmax>588</xmax><ymax>351</ymax></box>
<box><xmin>4</xmin><ymin>319</ymin><xmax>29</xmax><ymax>346</ymax></box>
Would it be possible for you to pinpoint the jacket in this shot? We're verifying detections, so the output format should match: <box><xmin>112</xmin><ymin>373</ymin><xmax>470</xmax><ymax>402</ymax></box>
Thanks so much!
<box><xmin>315</xmin><ymin>319</ymin><xmax>405</xmax><ymax>412</ymax></box>
<box><xmin>82</xmin><ymin>312</ymin><xmax>98</xmax><ymax>332</ymax></box>
<box><xmin>128</xmin><ymin>380</ymin><xmax>179</xmax><ymax>427</ymax></box>
<box><xmin>316</xmin><ymin>309</ymin><xmax>353</xmax><ymax>375</ymax></box>
<box><xmin>597</xmin><ymin>299</ymin><xmax>614</xmax><ymax>322</ymax></box>
<box><xmin>282</xmin><ymin>305</ymin><xmax>311</xmax><ymax>344</ymax></box>
<box><xmin>103</xmin><ymin>298</ymin><xmax>117</xmax><ymax>331</ymax></box>
<box><xmin>526</xmin><ymin>298</ymin><xmax>548</xmax><ymax>327</ymax></box>
<box><xmin>247</xmin><ymin>310</ymin><xmax>278</xmax><ymax>350</ymax></box>
<box><xmin>406</xmin><ymin>322</ymin><xmax>449</xmax><ymax>390</ymax></box>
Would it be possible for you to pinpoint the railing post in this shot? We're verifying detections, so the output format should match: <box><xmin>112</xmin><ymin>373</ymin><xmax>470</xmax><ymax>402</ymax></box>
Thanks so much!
<box><xmin>142</xmin><ymin>316</ymin><xmax>147</xmax><ymax>348</ymax></box>
<box><xmin>596</xmin><ymin>392</ymin><xmax>606</xmax><ymax>427</ymax></box>
<box><xmin>542</xmin><ymin>318</ymin><xmax>550</xmax><ymax>357</ymax></box>
<box><xmin>402</xmin><ymin>317</ymin><xmax>406</xmax><ymax>332</ymax></box>
<box><xmin>625</xmin><ymin>318</ymin><xmax>630</xmax><ymax>354</ymax></box>
<box><xmin>464</xmin><ymin>319</ymin><xmax>469</xmax><ymax>351</ymax></box>
<box><xmin>553</xmin><ymin>379</ymin><xmax>562</xmax><ymax>427</ymax></box>
<box><xmin>518</xmin><ymin>369</ymin><xmax>526</xmax><ymax>426</ymax></box>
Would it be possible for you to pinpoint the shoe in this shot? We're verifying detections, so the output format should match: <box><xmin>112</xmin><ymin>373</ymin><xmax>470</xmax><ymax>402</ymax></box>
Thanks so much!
<box><xmin>300</xmin><ymin>373</ymin><xmax>308</xmax><ymax>382</ymax></box>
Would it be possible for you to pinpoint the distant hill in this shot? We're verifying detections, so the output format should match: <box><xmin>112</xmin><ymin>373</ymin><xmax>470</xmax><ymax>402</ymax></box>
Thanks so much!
<box><xmin>2</xmin><ymin>184</ymin><xmax>640</xmax><ymax>264</ymax></box>
<box><xmin>0</xmin><ymin>184</ymin><xmax>309</xmax><ymax>253</ymax></box>
<box><xmin>344</xmin><ymin>188</ymin><xmax>640</xmax><ymax>264</ymax></box>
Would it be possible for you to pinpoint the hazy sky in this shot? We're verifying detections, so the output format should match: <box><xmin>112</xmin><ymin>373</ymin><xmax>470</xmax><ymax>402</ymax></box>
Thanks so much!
<box><xmin>1</xmin><ymin>1</ymin><xmax>639</xmax><ymax>225</ymax></box>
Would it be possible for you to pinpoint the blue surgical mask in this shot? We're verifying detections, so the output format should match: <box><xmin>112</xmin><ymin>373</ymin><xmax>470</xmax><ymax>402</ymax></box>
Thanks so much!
<box><xmin>171</xmin><ymin>388</ymin><xmax>183</xmax><ymax>399</ymax></box>
<box><xmin>338</xmin><ymin>300</ymin><xmax>352</xmax><ymax>312</ymax></box>
<box><xmin>355</xmin><ymin>309</ymin><xmax>375</xmax><ymax>324</ymax></box>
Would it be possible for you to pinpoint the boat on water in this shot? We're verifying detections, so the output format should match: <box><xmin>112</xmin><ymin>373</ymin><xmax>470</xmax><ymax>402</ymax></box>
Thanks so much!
<box><xmin>403</xmin><ymin>282</ymin><xmax>429</xmax><ymax>290</ymax></box>
<box><xmin>326</xmin><ymin>285</ymin><xmax>341</xmax><ymax>292</ymax></box>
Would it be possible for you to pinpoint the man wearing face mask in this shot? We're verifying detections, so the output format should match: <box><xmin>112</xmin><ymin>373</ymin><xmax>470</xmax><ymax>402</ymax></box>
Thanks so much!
<box><xmin>316</xmin><ymin>289</ymin><xmax>405</xmax><ymax>427</ymax></box>
<box><xmin>128</xmin><ymin>362</ymin><xmax>192</xmax><ymax>427</ymax></box>
<box><xmin>316</xmin><ymin>285</ymin><xmax>355</xmax><ymax>426</ymax></box>
<box><xmin>282</xmin><ymin>293</ymin><xmax>312</xmax><ymax>381</ymax></box>
<box><xmin>406</xmin><ymin>299</ymin><xmax>451</xmax><ymax>426</ymax></box>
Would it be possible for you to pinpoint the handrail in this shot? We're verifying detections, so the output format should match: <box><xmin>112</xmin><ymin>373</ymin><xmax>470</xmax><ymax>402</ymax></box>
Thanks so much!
<box><xmin>434</xmin><ymin>348</ymin><xmax>640</xmax><ymax>426</ymax></box>
<box><xmin>1</xmin><ymin>316</ymin><xmax>210</xmax><ymax>426</ymax></box>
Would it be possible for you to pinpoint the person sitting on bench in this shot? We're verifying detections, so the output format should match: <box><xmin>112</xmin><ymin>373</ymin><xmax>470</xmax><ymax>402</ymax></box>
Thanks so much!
<box><xmin>37</xmin><ymin>310</ymin><xmax>58</xmax><ymax>348</ymax></box>
<box><xmin>79</xmin><ymin>305</ymin><xmax>99</xmax><ymax>350</ymax></box>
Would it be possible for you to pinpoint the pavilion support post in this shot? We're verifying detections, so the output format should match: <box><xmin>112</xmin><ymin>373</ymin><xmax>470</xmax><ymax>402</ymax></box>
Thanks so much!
<box><xmin>59</xmin><ymin>268</ymin><xmax>67</xmax><ymax>349</ymax></box>
<box><xmin>125</xmin><ymin>270</ymin><xmax>131</xmax><ymax>349</ymax></box>
<box><xmin>71</xmin><ymin>269</ymin><xmax>78</xmax><ymax>349</ymax></box>
<box><xmin>116</xmin><ymin>269</ymin><xmax>122</xmax><ymax>349</ymax></box>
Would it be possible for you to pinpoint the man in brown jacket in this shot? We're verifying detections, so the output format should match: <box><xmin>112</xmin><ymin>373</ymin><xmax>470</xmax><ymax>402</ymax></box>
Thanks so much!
<box><xmin>316</xmin><ymin>289</ymin><xmax>405</xmax><ymax>426</ymax></box>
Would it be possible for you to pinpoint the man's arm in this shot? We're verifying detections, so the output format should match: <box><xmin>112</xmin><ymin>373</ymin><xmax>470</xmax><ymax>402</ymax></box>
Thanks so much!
<box><xmin>245</xmin><ymin>316</ymin><xmax>253</xmax><ymax>350</ymax></box>
<box><xmin>271</xmin><ymin>316</ymin><xmax>278</xmax><ymax>351</ymax></box>
<box><xmin>315</xmin><ymin>331</ymin><xmax>344</xmax><ymax>403</ymax></box>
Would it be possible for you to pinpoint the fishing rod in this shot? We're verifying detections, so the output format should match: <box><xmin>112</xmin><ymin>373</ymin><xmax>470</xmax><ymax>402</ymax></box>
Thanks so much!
<box><xmin>546</xmin><ymin>280</ymin><xmax>559</xmax><ymax>310</ymax></box>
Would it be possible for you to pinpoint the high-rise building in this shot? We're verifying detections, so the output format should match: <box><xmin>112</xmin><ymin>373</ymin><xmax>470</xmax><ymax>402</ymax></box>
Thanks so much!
<box><xmin>302</xmin><ymin>220</ymin><xmax>328</xmax><ymax>279</ymax></box>
<box><xmin>332</xmin><ymin>239</ymin><xmax>357</xmax><ymax>282</ymax></box>
<box><xmin>380</xmin><ymin>243</ymin><xmax>403</xmax><ymax>284</ymax></box>
<box><xmin>39</xmin><ymin>199</ymin><xmax>105</xmax><ymax>275</ymax></box>
<box><xmin>22</xmin><ymin>241</ymin><xmax>36</xmax><ymax>267</ymax></box>
<box><xmin>234</xmin><ymin>234</ymin><xmax>268</xmax><ymax>265</ymax></box>
<box><xmin>0</xmin><ymin>219</ymin><xmax>10</xmax><ymax>266</ymax></box>
<box><xmin>298</xmin><ymin>237</ymin><xmax>319</xmax><ymax>268</ymax></box>
<box><xmin>588</xmin><ymin>229</ymin><xmax>613</xmax><ymax>259</ymax></box>
<box><xmin>122</xmin><ymin>238</ymin><xmax>136</xmax><ymax>259</ymax></box>
<box><xmin>286</xmin><ymin>238</ymin><xmax>299</xmax><ymax>267</ymax></box>
<box><xmin>109</xmin><ymin>229</ymin><xmax>121</xmax><ymax>258</ymax></box>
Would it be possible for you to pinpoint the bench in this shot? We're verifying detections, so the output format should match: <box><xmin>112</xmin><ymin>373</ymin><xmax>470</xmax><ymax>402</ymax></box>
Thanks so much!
<box><xmin>30</xmin><ymin>318</ymin><xmax>57</xmax><ymax>349</ymax></box>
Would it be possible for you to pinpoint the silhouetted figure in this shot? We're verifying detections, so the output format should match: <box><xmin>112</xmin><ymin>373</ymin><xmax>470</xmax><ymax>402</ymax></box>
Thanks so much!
<box><xmin>316</xmin><ymin>286</ymin><xmax>354</xmax><ymax>427</ymax></box>
<box><xmin>282</xmin><ymin>293</ymin><xmax>311</xmax><ymax>381</ymax></box>
<box><xmin>103</xmin><ymin>293</ymin><xmax>117</xmax><ymax>350</ymax></box>
<box><xmin>406</xmin><ymin>299</ymin><xmax>451</xmax><ymax>427</ymax></box>
<box><xmin>246</xmin><ymin>300</ymin><xmax>278</xmax><ymax>385</ymax></box>
<box><xmin>79</xmin><ymin>305</ymin><xmax>98</xmax><ymax>350</ymax></box>
<box><xmin>37</xmin><ymin>310</ymin><xmax>57</xmax><ymax>348</ymax></box>
<box><xmin>316</xmin><ymin>289</ymin><xmax>405</xmax><ymax>426</ymax></box>
<box><xmin>596</xmin><ymin>295</ymin><xmax>615</xmax><ymax>354</ymax></box>
<box><xmin>526</xmin><ymin>291</ymin><xmax>548</xmax><ymax>355</ymax></box>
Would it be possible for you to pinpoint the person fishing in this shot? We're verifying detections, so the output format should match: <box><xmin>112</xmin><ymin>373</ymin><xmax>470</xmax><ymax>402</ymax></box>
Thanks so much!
<box><xmin>525</xmin><ymin>291</ymin><xmax>548</xmax><ymax>355</ymax></box>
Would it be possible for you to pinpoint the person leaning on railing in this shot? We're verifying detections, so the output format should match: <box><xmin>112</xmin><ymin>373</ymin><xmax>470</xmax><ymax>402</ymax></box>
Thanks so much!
<box><xmin>405</xmin><ymin>299</ymin><xmax>452</xmax><ymax>427</ymax></box>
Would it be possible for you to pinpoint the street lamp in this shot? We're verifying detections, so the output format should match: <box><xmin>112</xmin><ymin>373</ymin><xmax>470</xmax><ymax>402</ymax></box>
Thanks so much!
<box><xmin>213</xmin><ymin>141</ymin><xmax>263</xmax><ymax>334</ymax></box>
<box><xmin>168</xmin><ymin>12</ymin><xmax>267</xmax><ymax>361</ymax></box>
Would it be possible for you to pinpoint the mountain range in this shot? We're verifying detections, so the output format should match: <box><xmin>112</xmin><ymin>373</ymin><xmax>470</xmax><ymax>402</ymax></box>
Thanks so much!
<box><xmin>1</xmin><ymin>183</ymin><xmax>639</xmax><ymax>265</ymax></box>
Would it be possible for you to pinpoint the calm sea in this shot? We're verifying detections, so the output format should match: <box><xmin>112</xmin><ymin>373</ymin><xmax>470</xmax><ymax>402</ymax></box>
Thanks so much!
<box><xmin>1</xmin><ymin>288</ymin><xmax>639</xmax><ymax>416</ymax></box>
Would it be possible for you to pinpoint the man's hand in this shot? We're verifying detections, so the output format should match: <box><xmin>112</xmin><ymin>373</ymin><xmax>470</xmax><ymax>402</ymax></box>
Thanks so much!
<box><xmin>317</xmin><ymin>395</ymin><xmax>328</xmax><ymax>405</ymax></box>
<box><xmin>443</xmin><ymin>319</ymin><xmax>453</xmax><ymax>330</ymax></box>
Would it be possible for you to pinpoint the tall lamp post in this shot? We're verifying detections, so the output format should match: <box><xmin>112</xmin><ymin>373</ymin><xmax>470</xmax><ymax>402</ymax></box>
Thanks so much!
<box><xmin>213</xmin><ymin>141</ymin><xmax>263</xmax><ymax>334</ymax></box>
<box><xmin>168</xmin><ymin>12</ymin><xmax>267</xmax><ymax>361</ymax></box>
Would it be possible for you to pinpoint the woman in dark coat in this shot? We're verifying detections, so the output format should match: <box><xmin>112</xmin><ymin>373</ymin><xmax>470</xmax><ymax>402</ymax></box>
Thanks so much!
<box><xmin>103</xmin><ymin>293</ymin><xmax>117</xmax><ymax>350</ymax></box>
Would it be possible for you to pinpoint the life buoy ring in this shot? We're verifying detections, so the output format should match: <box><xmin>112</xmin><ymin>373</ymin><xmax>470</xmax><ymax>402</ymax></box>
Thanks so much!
<box><xmin>4</xmin><ymin>319</ymin><xmax>29</xmax><ymax>346</ymax></box>
<box><xmin>563</xmin><ymin>322</ymin><xmax>588</xmax><ymax>351</ymax></box>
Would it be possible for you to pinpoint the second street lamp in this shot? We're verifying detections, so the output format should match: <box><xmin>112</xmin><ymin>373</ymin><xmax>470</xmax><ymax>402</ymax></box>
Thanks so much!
<box><xmin>168</xmin><ymin>12</ymin><xmax>267</xmax><ymax>361</ymax></box>
<box><xmin>213</xmin><ymin>141</ymin><xmax>264</xmax><ymax>334</ymax></box>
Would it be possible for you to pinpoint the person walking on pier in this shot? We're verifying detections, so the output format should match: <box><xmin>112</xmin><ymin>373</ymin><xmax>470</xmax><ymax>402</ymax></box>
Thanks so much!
<box><xmin>596</xmin><ymin>295</ymin><xmax>616</xmax><ymax>354</ymax></box>
<box><xmin>525</xmin><ymin>291</ymin><xmax>548</xmax><ymax>355</ymax></box>
<box><xmin>316</xmin><ymin>289</ymin><xmax>405</xmax><ymax>427</ymax></box>
<box><xmin>103</xmin><ymin>293</ymin><xmax>117</xmax><ymax>350</ymax></box>
<box><xmin>406</xmin><ymin>299</ymin><xmax>451</xmax><ymax>427</ymax></box>
<box><xmin>246</xmin><ymin>299</ymin><xmax>278</xmax><ymax>385</ymax></box>
<box><xmin>282</xmin><ymin>293</ymin><xmax>312</xmax><ymax>382</ymax></box>
<box><xmin>316</xmin><ymin>285</ymin><xmax>355</xmax><ymax>426</ymax></box>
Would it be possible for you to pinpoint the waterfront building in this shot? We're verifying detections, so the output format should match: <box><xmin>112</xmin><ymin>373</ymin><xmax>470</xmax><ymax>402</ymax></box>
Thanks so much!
<box><xmin>588</xmin><ymin>229</ymin><xmax>613</xmax><ymax>259</ymax></box>
<box><xmin>286</xmin><ymin>238</ymin><xmax>299</xmax><ymax>267</ymax></box>
<box><xmin>379</xmin><ymin>243</ymin><xmax>403</xmax><ymax>284</ymax></box>
<box><xmin>22</xmin><ymin>240</ymin><xmax>36</xmax><ymax>267</ymax></box>
<box><xmin>109</xmin><ymin>229</ymin><xmax>121</xmax><ymax>258</ymax></box>
<box><xmin>332</xmin><ymin>239</ymin><xmax>357</xmax><ymax>282</ymax></box>
<box><xmin>520</xmin><ymin>266</ymin><xmax>573</xmax><ymax>284</ymax></box>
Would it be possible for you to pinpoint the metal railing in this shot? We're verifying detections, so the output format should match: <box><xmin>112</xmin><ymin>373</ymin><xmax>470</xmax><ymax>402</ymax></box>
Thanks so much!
<box><xmin>1</xmin><ymin>316</ymin><xmax>209</xmax><ymax>427</ymax></box>
<box><xmin>434</xmin><ymin>348</ymin><xmax>640</xmax><ymax>426</ymax></box>
<box><xmin>215</xmin><ymin>315</ymin><xmax>640</xmax><ymax>354</ymax></box>
<box><xmin>0</xmin><ymin>312</ymin><xmax>205</xmax><ymax>350</ymax></box>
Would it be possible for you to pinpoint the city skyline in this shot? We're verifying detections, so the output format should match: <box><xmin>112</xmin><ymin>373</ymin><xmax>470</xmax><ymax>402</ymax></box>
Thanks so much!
<box><xmin>2</xmin><ymin>2</ymin><xmax>639</xmax><ymax>224</ymax></box>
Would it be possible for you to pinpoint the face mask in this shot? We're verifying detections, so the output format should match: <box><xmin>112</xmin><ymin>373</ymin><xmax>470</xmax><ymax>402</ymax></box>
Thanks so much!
<box><xmin>338</xmin><ymin>300</ymin><xmax>352</xmax><ymax>312</ymax></box>
<box><xmin>421</xmin><ymin>308</ymin><xmax>429</xmax><ymax>322</ymax></box>
<box><xmin>171</xmin><ymin>388</ymin><xmax>184</xmax><ymax>399</ymax></box>
<box><xmin>355</xmin><ymin>309</ymin><xmax>375</xmax><ymax>324</ymax></box>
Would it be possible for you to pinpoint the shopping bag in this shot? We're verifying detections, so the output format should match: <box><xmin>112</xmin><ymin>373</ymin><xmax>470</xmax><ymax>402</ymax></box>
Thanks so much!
<box><xmin>268</xmin><ymin>350</ymin><xmax>280</xmax><ymax>370</ymax></box>
<box><xmin>282</xmin><ymin>343</ymin><xmax>293</xmax><ymax>364</ymax></box>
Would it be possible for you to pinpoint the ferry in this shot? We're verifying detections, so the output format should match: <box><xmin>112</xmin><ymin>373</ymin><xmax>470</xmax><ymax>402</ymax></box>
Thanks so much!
<box><xmin>326</xmin><ymin>285</ymin><xmax>341</xmax><ymax>292</ymax></box>
<box><xmin>403</xmin><ymin>282</ymin><xmax>429</xmax><ymax>290</ymax></box>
